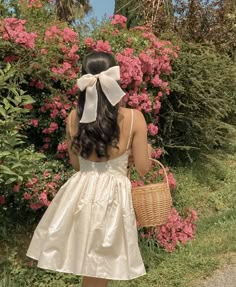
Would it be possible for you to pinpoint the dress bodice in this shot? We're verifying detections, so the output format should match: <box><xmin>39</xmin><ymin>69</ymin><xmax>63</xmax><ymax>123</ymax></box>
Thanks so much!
<box><xmin>79</xmin><ymin>151</ymin><xmax>129</xmax><ymax>177</ymax></box>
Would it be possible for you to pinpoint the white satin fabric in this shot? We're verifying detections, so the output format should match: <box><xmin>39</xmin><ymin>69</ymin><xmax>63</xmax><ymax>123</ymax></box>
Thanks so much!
<box><xmin>26</xmin><ymin>151</ymin><xmax>146</xmax><ymax>280</ymax></box>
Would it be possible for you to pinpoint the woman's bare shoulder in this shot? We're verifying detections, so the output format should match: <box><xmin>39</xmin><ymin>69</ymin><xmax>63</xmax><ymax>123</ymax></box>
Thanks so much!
<box><xmin>68</xmin><ymin>109</ymin><xmax>77</xmax><ymax>119</ymax></box>
<box><xmin>119</xmin><ymin>107</ymin><xmax>145</xmax><ymax>123</ymax></box>
<box><xmin>119</xmin><ymin>107</ymin><xmax>143</xmax><ymax>117</ymax></box>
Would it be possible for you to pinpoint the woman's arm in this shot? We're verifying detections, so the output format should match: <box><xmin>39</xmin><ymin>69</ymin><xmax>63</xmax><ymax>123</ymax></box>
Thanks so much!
<box><xmin>131</xmin><ymin>110</ymin><xmax>152</xmax><ymax>177</ymax></box>
<box><xmin>66</xmin><ymin>110</ymin><xmax>80</xmax><ymax>171</ymax></box>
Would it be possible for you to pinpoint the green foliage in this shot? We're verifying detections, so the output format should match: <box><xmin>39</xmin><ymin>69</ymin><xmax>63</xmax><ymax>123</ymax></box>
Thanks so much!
<box><xmin>173</xmin><ymin>0</ymin><xmax>236</xmax><ymax>58</ymax></box>
<box><xmin>114</xmin><ymin>0</ymin><xmax>144</xmax><ymax>28</ymax></box>
<box><xmin>115</xmin><ymin>0</ymin><xmax>236</xmax><ymax>58</ymax></box>
<box><xmin>159</xmin><ymin>41</ymin><xmax>236</xmax><ymax>162</ymax></box>
<box><xmin>55</xmin><ymin>0</ymin><xmax>92</xmax><ymax>23</ymax></box>
<box><xmin>0</xmin><ymin>64</ymin><xmax>45</xmax><ymax>208</ymax></box>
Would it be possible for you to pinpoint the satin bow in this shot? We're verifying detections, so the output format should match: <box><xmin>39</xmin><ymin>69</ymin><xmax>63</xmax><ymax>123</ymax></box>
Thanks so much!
<box><xmin>76</xmin><ymin>66</ymin><xmax>125</xmax><ymax>123</ymax></box>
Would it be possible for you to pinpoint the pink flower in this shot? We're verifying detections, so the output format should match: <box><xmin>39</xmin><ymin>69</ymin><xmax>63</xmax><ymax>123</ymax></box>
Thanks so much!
<box><xmin>66</xmin><ymin>84</ymin><xmax>78</xmax><ymax>95</ymax></box>
<box><xmin>0</xmin><ymin>196</ymin><xmax>5</xmax><ymax>204</ymax></box>
<box><xmin>24</xmin><ymin>104</ymin><xmax>33</xmax><ymax>110</ymax></box>
<box><xmin>47</xmin><ymin>122</ymin><xmax>58</xmax><ymax>133</ymax></box>
<box><xmin>51</xmin><ymin>62</ymin><xmax>72</xmax><ymax>75</ymax></box>
<box><xmin>30</xmin><ymin>202</ymin><xmax>43</xmax><ymax>210</ymax></box>
<box><xmin>33</xmin><ymin>177</ymin><xmax>38</xmax><ymax>184</ymax></box>
<box><xmin>62</xmin><ymin>27</ymin><xmax>78</xmax><ymax>43</ymax></box>
<box><xmin>30</xmin><ymin>119</ymin><xmax>38</xmax><ymax>127</ymax></box>
<box><xmin>35</xmin><ymin>80</ymin><xmax>44</xmax><ymax>89</ymax></box>
<box><xmin>3</xmin><ymin>55</ymin><xmax>19</xmax><ymax>63</ymax></box>
<box><xmin>166</xmin><ymin>173</ymin><xmax>176</xmax><ymax>189</ymax></box>
<box><xmin>42</xmin><ymin>143</ymin><xmax>49</xmax><ymax>149</ymax></box>
<box><xmin>39</xmin><ymin>191</ymin><xmax>51</xmax><ymax>206</ymax></box>
<box><xmin>154</xmin><ymin>208</ymin><xmax>197</xmax><ymax>252</ymax></box>
<box><xmin>2</xmin><ymin>18</ymin><xmax>38</xmax><ymax>49</ymax></box>
<box><xmin>50</xmin><ymin>108</ymin><xmax>59</xmax><ymax>119</ymax></box>
<box><xmin>95</xmin><ymin>40</ymin><xmax>112</xmax><ymax>54</ymax></box>
<box><xmin>137</xmin><ymin>180</ymin><xmax>144</xmax><ymax>186</ymax></box>
<box><xmin>54</xmin><ymin>174</ymin><xmax>60</xmax><ymax>181</ymax></box>
<box><xmin>57</xmin><ymin>142</ymin><xmax>68</xmax><ymax>152</ymax></box>
<box><xmin>117</xmin><ymin>50</ymin><xmax>143</xmax><ymax>88</ymax></box>
<box><xmin>24</xmin><ymin>192</ymin><xmax>31</xmax><ymax>200</ymax></box>
<box><xmin>43</xmin><ymin>137</ymin><xmax>51</xmax><ymax>143</ymax></box>
<box><xmin>43</xmin><ymin>170</ymin><xmax>50</xmax><ymax>178</ymax></box>
<box><xmin>153</xmin><ymin>99</ymin><xmax>161</xmax><ymax>114</ymax></box>
<box><xmin>28</xmin><ymin>0</ymin><xmax>42</xmax><ymax>8</ymax></box>
<box><xmin>61</xmin><ymin>109</ymin><xmax>67</xmax><ymax>118</ymax></box>
<box><xmin>190</xmin><ymin>209</ymin><xmax>198</xmax><ymax>221</ymax></box>
<box><xmin>131</xmin><ymin>181</ymin><xmax>138</xmax><ymax>188</ymax></box>
<box><xmin>111</xmin><ymin>14</ymin><xmax>127</xmax><ymax>28</ymax></box>
<box><xmin>47</xmin><ymin>182</ymin><xmax>56</xmax><ymax>190</ymax></box>
<box><xmin>41</xmin><ymin>48</ymin><xmax>47</xmax><ymax>55</ymax></box>
<box><xmin>13</xmin><ymin>184</ymin><xmax>20</xmax><ymax>192</ymax></box>
<box><xmin>151</xmin><ymin>148</ymin><xmax>162</xmax><ymax>159</ymax></box>
<box><xmin>151</xmin><ymin>75</ymin><xmax>162</xmax><ymax>87</ymax></box>
<box><xmin>148</xmin><ymin>123</ymin><xmax>158</xmax><ymax>136</ymax></box>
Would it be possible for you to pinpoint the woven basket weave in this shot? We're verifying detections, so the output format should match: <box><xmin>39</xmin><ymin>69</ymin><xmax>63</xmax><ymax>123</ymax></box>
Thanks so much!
<box><xmin>131</xmin><ymin>159</ymin><xmax>172</xmax><ymax>227</ymax></box>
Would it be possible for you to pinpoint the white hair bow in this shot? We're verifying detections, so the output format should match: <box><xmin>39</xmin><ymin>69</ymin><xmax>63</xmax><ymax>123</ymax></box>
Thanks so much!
<box><xmin>77</xmin><ymin>66</ymin><xmax>125</xmax><ymax>123</ymax></box>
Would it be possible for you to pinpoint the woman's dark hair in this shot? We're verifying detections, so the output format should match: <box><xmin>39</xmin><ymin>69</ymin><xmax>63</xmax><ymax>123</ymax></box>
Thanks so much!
<box><xmin>72</xmin><ymin>51</ymin><xmax>120</xmax><ymax>159</ymax></box>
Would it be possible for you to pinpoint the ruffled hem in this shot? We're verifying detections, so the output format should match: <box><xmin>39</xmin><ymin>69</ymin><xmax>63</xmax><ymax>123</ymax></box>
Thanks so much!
<box><xmin>27</xmin><ymin>254</ymin><xmax>146</xmax><ymax>281</ymax></box>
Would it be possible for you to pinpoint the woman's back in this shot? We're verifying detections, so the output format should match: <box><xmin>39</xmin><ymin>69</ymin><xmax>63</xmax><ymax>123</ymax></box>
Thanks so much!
<box><xmin>68</xmin><ymin>107</ymin><xmax>151</xmax><ymax>177</ymax></box>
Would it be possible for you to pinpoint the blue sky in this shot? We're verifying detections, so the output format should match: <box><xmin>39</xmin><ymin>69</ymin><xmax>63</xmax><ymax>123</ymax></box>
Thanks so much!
<box><xmin>87</xmin><ymin>0</ymin><xmax>115</xmax><ymax>20</ymax></box>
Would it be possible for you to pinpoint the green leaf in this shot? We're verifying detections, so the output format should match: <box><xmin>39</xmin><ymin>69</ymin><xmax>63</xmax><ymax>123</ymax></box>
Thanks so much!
<box><xmin>0</xmin><ymin>107</ymin><xmax>7</xmax><ymax>118</ymax></box>
<box><xmin>12</xmin><ymin>163</ymin><xmax>24</xmax><ymax>169</ymax></box>
<box><xmin>3</xmin><ymin>98</ymin><xmax>11</xmax><ymax>110</ymax></box>
<box><xmin>0</xmin><ymin>165</ymin><xmax>18</xmax><ymax>176</ymax></box>
<box><xmin>0</xmin><ymin>151</ymin><xmax>11</xmax><ymax>158</ymax></box>
<box><xmin>5</xmin><ymin>177</ymin><xmax>18</xmax><ymax>185</ymax></box>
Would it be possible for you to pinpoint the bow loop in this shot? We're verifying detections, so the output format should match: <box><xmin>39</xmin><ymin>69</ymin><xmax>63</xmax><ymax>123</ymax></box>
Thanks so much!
<box><xmin>76</xmin><ymin>66</ymin><xmax>125</xmax><ymax>123</ymax></box>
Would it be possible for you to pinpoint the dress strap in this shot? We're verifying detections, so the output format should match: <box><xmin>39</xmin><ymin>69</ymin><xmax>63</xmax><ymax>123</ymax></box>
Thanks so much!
<box><xmin>126</xmin><ymin>109</ymin><xmax>134</xmax><ymax>150</ymax></box>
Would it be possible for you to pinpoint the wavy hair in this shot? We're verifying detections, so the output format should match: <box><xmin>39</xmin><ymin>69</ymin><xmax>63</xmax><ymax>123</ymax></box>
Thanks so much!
<box><xmin>72</xmin><ymin>52</ymin><xmax>120</xmax><ymax>159</ymax></box>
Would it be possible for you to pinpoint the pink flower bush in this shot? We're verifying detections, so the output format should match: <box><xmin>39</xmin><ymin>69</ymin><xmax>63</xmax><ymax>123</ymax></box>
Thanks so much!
<box><xmin>0</xmin><ymin>5</ymin><xmax>183</xmax><ymax>221</ymax></box>
<box><xmin>84</xmin><ymin>37</ymin><xmax>96</xmax><ymax>49</ymax></box>
<box><xmin>1</xmin><ymin>18</ymin><xmax>38</xmax><ymax>49</ymax></box>
<box><xmin>140</xmin><ymin>208</ymin><xmax>198</xmax><ymax>252</ymax></box>
<box><xmin>111</xmin><ymin>14</ymin><xmax>127</xmax><ymax>28</ymax></box>
<box><xmin>21</xmin><ymin>165</ymin><xmax>74</xmax><ymax>210</ymax></box>
<box><xmin>156</xmin><ymin>208</ymin><xmax>198</xmax><ymax>252</ymax></box>
<box><xmin>95</xmin><ymin>40</ymin><xmax>112</xmax><ymax>54</ymax></box>
<box><xmin>27</xmin><ymin>0</ymin><xmax>42</xmax><ymax>8</ymax></box>
<box><xmin>117</xmin><ymin>48</ymin><xmax>143</xmax><ymax>90</ymax></box>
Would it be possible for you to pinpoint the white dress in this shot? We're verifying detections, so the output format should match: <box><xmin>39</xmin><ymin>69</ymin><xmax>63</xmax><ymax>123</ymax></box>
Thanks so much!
<box><xmin>26</xmin><ymin>111</ymin><xmax>146</xmax><ymax>280</ymax></box>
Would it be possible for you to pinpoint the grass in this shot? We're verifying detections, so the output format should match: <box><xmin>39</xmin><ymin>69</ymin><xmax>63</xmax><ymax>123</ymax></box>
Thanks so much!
<box><xmin>1</xmin><ymin>147</ymin><xmax>236</xmax><ymax>287</ymax></box>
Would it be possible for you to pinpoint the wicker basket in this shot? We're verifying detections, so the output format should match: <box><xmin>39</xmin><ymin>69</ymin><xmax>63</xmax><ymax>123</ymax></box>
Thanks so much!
<box><xmin>131</xmin><ymin>159</ymin><xmax>172</xmax><ymax>227</ymax></box>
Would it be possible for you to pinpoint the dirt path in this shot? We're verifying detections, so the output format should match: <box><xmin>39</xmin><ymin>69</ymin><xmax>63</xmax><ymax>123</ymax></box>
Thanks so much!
<box><xmin>196</xmin><ymin>255</ymin><xmax>236</xmax><ymax>287</ymax></box>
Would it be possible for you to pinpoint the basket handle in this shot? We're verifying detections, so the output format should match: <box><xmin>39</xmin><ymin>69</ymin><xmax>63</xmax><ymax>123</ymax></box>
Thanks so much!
<box><xmin>128</xmin><ymin>158</ymin><xmax>170</xmax><ymax>190</ymax></box>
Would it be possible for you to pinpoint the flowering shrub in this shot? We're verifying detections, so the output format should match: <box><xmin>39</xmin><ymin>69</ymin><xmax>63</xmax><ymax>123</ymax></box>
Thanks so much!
<box><xmin>17</xmin><ymin>160</ymin><xmax>74</xmax><ymax>211</ymax></box>
<box><xmin>0</xmin><ymin>65</ymin><xmax>46</xmax><ymax>210</ymax></box>
<box><xmin>139</xmin><ymin>208</ymin><xmax>198</xmax><ymax>252</ymax></box>
<box><xmin>0</xmin><ymin>3</ymin><xmax>180</xmax><ymax>217</ymax></box>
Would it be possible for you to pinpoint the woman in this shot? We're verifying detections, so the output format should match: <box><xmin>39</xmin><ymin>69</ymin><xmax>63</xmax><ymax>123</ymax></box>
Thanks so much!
<box><xmin>27</xmin><ymin>51</ymin><xmax>152</xmax><ymax>287</ymax></box>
